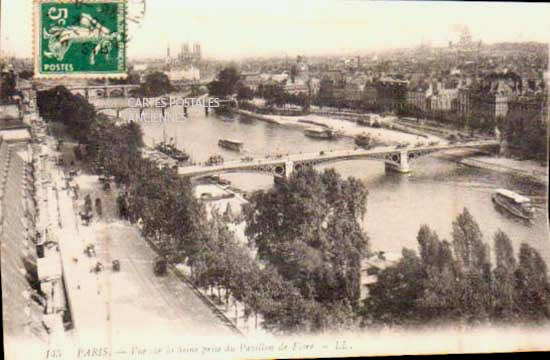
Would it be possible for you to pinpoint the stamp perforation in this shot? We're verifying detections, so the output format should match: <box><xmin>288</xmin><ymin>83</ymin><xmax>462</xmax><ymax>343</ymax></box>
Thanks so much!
<box><xmin>33</xmin><ymin>0</ymin><xmax>128</xmax><ymax>79</ymax></box>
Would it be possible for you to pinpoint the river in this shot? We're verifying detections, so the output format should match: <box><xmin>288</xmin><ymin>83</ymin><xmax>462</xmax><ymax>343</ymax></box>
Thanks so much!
<box><xmin>95</xmin><ymin>99</ymin><xmax>550</xmax><ymax>266</ymax></box>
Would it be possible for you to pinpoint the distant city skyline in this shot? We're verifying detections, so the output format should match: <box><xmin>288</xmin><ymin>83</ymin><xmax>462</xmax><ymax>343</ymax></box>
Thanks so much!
<box><xmin>1</xmin><ymin>0</ymin><xmax>549</xmax><ymax>60</ymax></box>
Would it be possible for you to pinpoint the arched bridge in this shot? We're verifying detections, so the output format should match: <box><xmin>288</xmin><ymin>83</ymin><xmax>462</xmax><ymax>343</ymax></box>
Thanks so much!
<box><xmin>66</xmin><ymin>84</ymin><xmax>140</xmax><ymax>99</ymax></box>
<box><xmin>178</xmin><ymin>140</ymin><xmax>500</xmax><ymax>178</ymax></box>
<box><xmin>66</xmin><ymin>81</ymin><xmax>210</xmax><ymax>99</ymax></box>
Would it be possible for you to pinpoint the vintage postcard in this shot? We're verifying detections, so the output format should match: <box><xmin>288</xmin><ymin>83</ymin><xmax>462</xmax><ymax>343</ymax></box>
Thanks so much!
<box><xmin>1</xmin><ymin>0</ymin><xmax>549</xmax><ymax>359</ymax></box>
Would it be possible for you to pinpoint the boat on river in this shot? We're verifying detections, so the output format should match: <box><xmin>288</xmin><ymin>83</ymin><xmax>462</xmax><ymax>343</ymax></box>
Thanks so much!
<box><xmin>491</xmin><ymin>188</ymin><xmax>535</xmax><ymax>220</ymax></box>
<box><xmin>218</xmin><ymin>138</ymin><xmax>244</xmax><ymax>152</ymax></box>
<box><xmin>355</xmin><ymin>133</ymin><xmax>373</xmax><ymax>149</ymax></box>
<box><xmin>304</xmin><ymin>127</ymin><xmax>342</xmax><ymax>140</ymax></box>
<box><xmin>154</xmin><ymin>142</ymin><xmax>190</xmax><ymax>163</ymax></box>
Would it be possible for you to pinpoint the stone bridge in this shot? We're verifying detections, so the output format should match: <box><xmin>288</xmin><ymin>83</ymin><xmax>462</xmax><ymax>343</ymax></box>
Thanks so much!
<box><xmin>178</xmin><ymin>140</ymin><xmax>500</xmax><ymax>178</ymax></box>
<box><xmin>66</xmin><ymin>81</ymin><xmax>210</xmax><ymax>99</ymax></box>
<box><xmin>66</xmin><ymin>84</ymin><xmax>140</xmax><ymax>99</ymax></box>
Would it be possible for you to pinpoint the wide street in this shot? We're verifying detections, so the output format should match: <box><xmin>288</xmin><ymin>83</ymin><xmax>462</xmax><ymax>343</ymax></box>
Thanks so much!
<box><xmin>43</xmin><ymin>135</ymin><xmax>238</xmax><ymax>349</ymax></box>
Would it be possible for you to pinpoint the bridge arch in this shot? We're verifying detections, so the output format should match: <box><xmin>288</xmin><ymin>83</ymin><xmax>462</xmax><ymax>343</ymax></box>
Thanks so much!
<box><xmin>274</xmin><ymin>164</ymin><xmax>285</xmax><ymax>176</ymax></box>
<box><xmin>94</xmin><ymin>89</ymin><xmax>105</xmax><ymax>97</ymax></box>
<box><xmin>107</xmin><ymin>88</ymin><xmax>124</xmax><ymax>97</ymax></box>
<box><xmin>72</xmin><ymin>89</ymin><xmax>87</xmax><ymax>98</ymax></box>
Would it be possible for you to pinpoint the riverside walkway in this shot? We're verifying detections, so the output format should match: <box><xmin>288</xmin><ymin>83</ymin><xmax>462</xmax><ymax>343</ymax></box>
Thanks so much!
<box><xmin>38</xmin><ymin>132</ymin><xmax>238</xmax><ymax>354</ymax></box>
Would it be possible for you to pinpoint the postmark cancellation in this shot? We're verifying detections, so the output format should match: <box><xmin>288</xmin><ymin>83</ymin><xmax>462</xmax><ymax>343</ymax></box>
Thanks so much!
<box><xmin>33</xmin><ymin>0</ymin><xmax>127</xmax><ymax>79</ymax></box>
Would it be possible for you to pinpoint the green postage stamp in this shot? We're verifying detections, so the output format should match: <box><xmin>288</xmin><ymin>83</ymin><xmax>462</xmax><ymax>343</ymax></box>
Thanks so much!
<box><xmin>33</xmin><ymin>0</ymin><xmax>127</xmax><ymax>78</ymax></box>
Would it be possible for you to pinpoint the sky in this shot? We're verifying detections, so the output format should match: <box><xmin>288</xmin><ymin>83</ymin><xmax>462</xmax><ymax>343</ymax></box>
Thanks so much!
<box><xmin>1</xmin><ymin>0</ymin><xmax>549</xmax><ymax>59</ymax></box>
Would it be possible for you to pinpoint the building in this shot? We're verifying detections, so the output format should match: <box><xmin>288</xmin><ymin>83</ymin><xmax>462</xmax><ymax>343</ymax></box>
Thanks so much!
<box><xmin>374</xmin><ymin>77</ymin><xmax>409</xmax><ymax>112</ymax></box>
<box><xmin>284</xmin><ymin>78</ymin><xmax>309</xmax><ymax>95</ymax></box>
<box><xmin>1</xmin><ymin>129</ymin><xmax>46</xmax><ymax>344</ymax></box>
<box><xmin>241</xmin><ymin>72</ymin><xmax>263</xmax><ymax>91</ymax></box>
<box><xmin>459</xmin><ymin>73</ymin><xmax>521</xmax><ymax>122</ymax></box>
<box><xmin>429</xmin><ymin>88</ymin><xmax>458</xmax><ymax>112</ymax></box>
<box><xmin>362</xmin><ymin>82</ymin><xmax>379</xmax><ymax>109</ymax></box>
<box><xmin>507</xmin><ymin>95</ymin><xmax>548</xmax><ymax>125</ymax></box>
<box><xmin>457</xmin><ymin>87</ymin><xmax>471</xmax><ymax>118</ymax></box>
<box><xmin>321</xmin><ymin>70</ymin><xmax>345</xmax><ymax>87</ymax></box>
<box><xmin>333</xmin><ymin>82</ymin><xmax>362</xmax><ymax>103</ymax></box>
<box><xmin>470</xmin><ymin>80</ymin><xmax>515</xmax><ymax>120</ymax></box>
<box><xmin>165</xmin><ymin>67</ymin><xmax>201</xmax><ymax>82</ymax></box>
<box><xmin>406</xmin><ymin>83</ymin><xmax>430</xmax><ymax>113</ymax></box>
<box><xmin>360</xmin><ymin>251</ymin><xmax>401</xmax><ymax>299</ymax></box>
<box><xmin>165</xmin><ymin>42</ymin><xmax>202</xmax><ymax>68</ymax></box>
<box><xmin>308</xmin><ymin>77</ymin><xmax>321</xmax><ymax>97</ymax></box>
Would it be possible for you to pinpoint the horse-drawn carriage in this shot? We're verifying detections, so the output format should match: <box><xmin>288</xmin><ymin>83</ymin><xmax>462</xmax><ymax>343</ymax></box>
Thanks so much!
<box><xmin>84</xmin><ymin>243</ymin><xmax>96</xmax><ymax>257</ymax></box>
<box><xmin>79</xmin><ymin>211</ymin><xmax>93</xmax><ymax>226</ymax></box>
<box><xmin>153</xmin><ymin>257</ymin><xmax>167</xmax><ymax>276</ymax></box>
<box><xmin>112</xmin><ymin>260</ymin><xmax>121</xmax><ymax>272</ymax></box>
<box><xmin>99</xmin><ymin>174</ymin><xmax>113</xmax><ymax>191</ymax></box>
<box><xmin>92</xmin><ymin>261</ymin><xmax>103</xmax><ymax>273</ymax></box>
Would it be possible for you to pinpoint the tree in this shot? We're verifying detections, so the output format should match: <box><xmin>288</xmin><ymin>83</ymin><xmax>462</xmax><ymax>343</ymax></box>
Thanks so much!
<box><xmin>36</xmin><ymin>86</ymin><xmax>96</xmax><ymax>143</ymax></box>
<box><xmin>364</xmin><ymin>211</ymin><xmax>550</xmax><ymax>328</ymax></box>
<box><xmin>417</xmin><ymin>225</ymin><xmax>455</xmax><ymax>273</ymax></box>
<box><xmin>223</xmin><ymin>203</ymin><xmax>234</xmax><ymax>223</ymax></box>
<box><xmin>88</xmin><ymin>117</ymin><xmax>144</xmax><ymax>183</ymax></box>
<box><xmin>452</xmin><ymin>208</ymin><xmax>488</xmax><ymax>272</ymax></box>
<box><xmin>364</xmin><ymin>248</ymin><xmax>425</xmax><ymax>327</ymax></box>
<box><xmin>492</xmin><ymin>230</ymin><xmax>517</xmax><ymax>322</ymax></box>
<box><xmin>236</xmin><ymin>85</ymin><xmax>254</xmax><ymax>102</ymax></box>
<box><xmin>208</xmin><ymin>67</ymin><xmax>241</xmax><ymax>98</ymax></box>
<box><xmin>18</xmin><ymin>70</ymin><xmax>34</xmax><ymax>80</ymax></box>
<box><xmin>0</xmin><ymin>70</ymin><xmax>17</xmax><ymax>103</ymax></box>
<box><xmin>260</xmin><ymin>83</ymin><xmax>286</xmax><ymax>108</ymax></box>
<box><xmin>514</xmin><ymin>243</ymin><xmax>550</xmax><ymax>322</ymax></box>
<box><xmin>415</xmin><ymin>225</ymin><xmax>462</xmax><ymax>324</ymax></box>
<box><xmin>137</xmin><ymin>71</ymin><xmax>172</xmax><ymax>97</ymax></box>
<box><xmin>451</xmin><ymin>208</ymin><xmax>492</xmax><ymax>323</ymax></box>
<box><xmin>243</xmin><ymin>167</ymin><xmax>369</xmax><ymax>322</ymax></box>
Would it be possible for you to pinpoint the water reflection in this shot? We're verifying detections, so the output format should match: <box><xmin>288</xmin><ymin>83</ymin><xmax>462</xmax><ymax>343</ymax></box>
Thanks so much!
<box><xmin>93</xmin><ymin>99</ymin><xmax>549</xmax><ymax>265</ymax></box>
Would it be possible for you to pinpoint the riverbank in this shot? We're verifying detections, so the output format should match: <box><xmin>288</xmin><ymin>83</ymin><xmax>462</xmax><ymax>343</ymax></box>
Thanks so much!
<box><xmin>235</xmin><ymin>109</ymin><xmax>443</xmax><ymax>146</ymax></box>
<box><xmin>462</xmin><ymin>156</ymin><xmax>548</xmax><ymax>186</ymax></box>
<box><xmin>436</xmin><ymin>149</ymin><xmax>548</xmax><ymax>185</ymax></box>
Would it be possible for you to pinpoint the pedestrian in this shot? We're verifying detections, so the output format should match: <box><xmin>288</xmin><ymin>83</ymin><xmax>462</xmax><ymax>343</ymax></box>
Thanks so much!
<box><xmin>95</xmin><ymin>198</ymin><xmax>103</xmax><ymax>217</ymax></box>
<box><xmin>84</xmin><ymin>194</ymin><xmax>92</xmax><ymax>214</ymax></box>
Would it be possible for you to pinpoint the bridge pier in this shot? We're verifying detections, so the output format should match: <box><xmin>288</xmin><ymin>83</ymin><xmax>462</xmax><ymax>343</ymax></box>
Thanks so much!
<box><xmin>184</xmin><ymin>106</ymin><xmax>188</xmax><ymax>117</ymax></box>
<box><xmin>384</xmin><ymin>151</ymin><xmax>411</xmax><ymax>174</ymax></box>
<box><xmin>84</xmin><ymin>89</ymin><xmax>89</xmax><ymax>100</ymax></box>
<box><xmin>285</xmin><ymin>161</ymin><xmax>294</xmax><ymax>178</ymax></box>
<box><xmin>204</xmin><ymin>106</ymin><xmax>209</xmax><ymax>116</ymax></box>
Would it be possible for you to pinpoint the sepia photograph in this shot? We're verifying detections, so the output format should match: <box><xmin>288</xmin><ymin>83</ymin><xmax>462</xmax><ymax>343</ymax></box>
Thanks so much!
<box><xmin>1</xmin><ymin>0</ymin><xmax>549</xmax><ymax>359</ymax></box>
